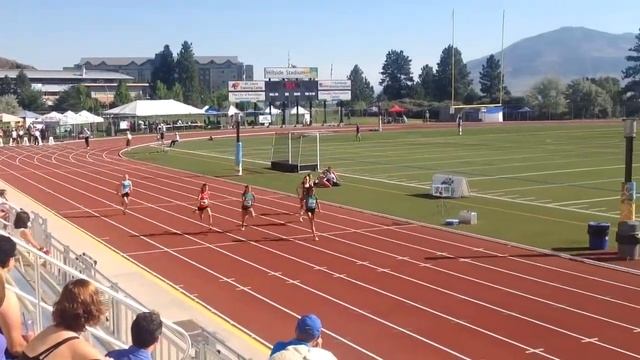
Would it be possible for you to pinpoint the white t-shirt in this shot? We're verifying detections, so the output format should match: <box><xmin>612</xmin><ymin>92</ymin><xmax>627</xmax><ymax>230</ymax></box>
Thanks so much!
<box><xmin>269</xmin><ymin>345</ymin><xmax>337</xmax><ymax>360</ymax></box>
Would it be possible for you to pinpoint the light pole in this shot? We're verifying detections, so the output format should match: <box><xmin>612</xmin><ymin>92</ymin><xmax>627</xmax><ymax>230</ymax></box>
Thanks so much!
<box><xmin>620</xmin><ymin>118</ymin><xmax>637</xmax><ymax>221</ymax></box>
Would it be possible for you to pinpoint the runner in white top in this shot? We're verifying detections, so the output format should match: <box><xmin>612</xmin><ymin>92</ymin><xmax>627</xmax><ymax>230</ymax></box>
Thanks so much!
<box><xmin>115</xmin><ymin>174</ymin><xmax>133</xmax><ymax>214</ymax></box>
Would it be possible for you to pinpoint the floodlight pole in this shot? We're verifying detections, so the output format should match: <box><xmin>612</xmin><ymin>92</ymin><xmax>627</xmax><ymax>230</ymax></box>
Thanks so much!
<box><xmin>621</xmin><ymin>118</ymin><xmax>637</xmax><ymax>220</ymax></box>
<box><xmin>499</xmin><ymin>9</ymin><xmax>506</xmax><ymax>105</ymax></box>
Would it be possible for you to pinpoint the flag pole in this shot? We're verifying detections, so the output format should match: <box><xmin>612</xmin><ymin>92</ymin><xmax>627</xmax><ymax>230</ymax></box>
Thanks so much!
<box><xmin>499</xmin><ymin>9</ymin><xmax>506</xmax><ymax>105</ymax></box>
<box><xmin>451</xmin><ymin>9</ymin><xmax>455</xmax><ymax>107</ymax></box>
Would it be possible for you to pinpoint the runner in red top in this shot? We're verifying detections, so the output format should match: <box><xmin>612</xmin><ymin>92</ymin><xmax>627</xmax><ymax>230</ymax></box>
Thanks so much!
<box><xmin>193</xmin><ymin>183</ymin><xmax>213</xmax><ymax>229</ymax></box>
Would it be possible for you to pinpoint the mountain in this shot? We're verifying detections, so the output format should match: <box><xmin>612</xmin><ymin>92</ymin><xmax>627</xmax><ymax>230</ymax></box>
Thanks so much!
<box><xmin>0</xmin><ymin>56</ymin><xmax>35</xmax><ymax>70</ymax></box>
<box><xmin>466</xmin><ymin>27</ymin><xmax>635</xmax><ymax>95</ymax></box>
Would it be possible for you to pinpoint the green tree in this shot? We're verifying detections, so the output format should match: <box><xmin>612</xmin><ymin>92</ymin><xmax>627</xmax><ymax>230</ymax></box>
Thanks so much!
<box><xmin>153</xmin><ymin>81</ymin><xmax>171</xmax><ymax>99</ymax></box>
<box><xmin>526</xmin><ymin>78</ymin><xmax>567</xmax><ymax>119</ymax></box>
<box><xmin>175</xmin><ymin>41</ymin><xmax>200</xmax><ymax>106</ymax></box>
<box><xmin>347</xmin><ymin>64</ymin><xmax>375</xmax><ymax>103</ymax></box>
<box><xmin>463</xmin><ymin>87</ymin><xmax>481</xmax><ymax>105</ymax></box>
<box><xmin>434</xmin><ymin>45</ymin><xmax>472</xmax><ymax>102</ymax></box>
<box><xmin>589</xmin><ymin>76</ymin><xmax>622</xmax><ymax>117</ymax></box>
<box><xmin>479</xmin><ymin>54</ymin><xmax>510</xmax><ymax>102</ymax></box>
<box><xmin>171</xmin><ymin>83</ymin><xmax>184</xmax><ymax>103</ymax></box>
<box><xmin>416</xmin><ymin>64</ymin><xmax>435</xmax><ymax>100</ymax></box>
<box><xmin>565</xmin><ymin>78</ymin><xmax>612</xmax><ymax>118</ymax></box>
<box><xmin>14</xmin><ymin>70</ymin><xmax>30</xmax><ymax>95</ymax></box>
<box><xmin>114</xmin><ymin>80</ymin><xmax>133</xmax><ymax>106</ymax></box>
<box><xmin>151</xmin><ymin>45</ymin><xmax>176</xmax><ymax>95</ymax></box>
<box><xmin>622</xmin><ymin>27</ymin><xmax>640</xmax><ymax>105</ymax></box>
<box><xmin>0</xmin><ymin>75</ymin><xmax>14</xmax><ymax>96</ymax></box>
<box><xmin>0</xmin><ymin>95</ymin><xmax>21</xmax><ymax>115</ymax></box>
<box><xmin>54</xmin><ymin>85</ymin><xmax>101</xmax><ymax>112</ymax></box>
<box><xmin>379</xmin><ymin>50</ymin><xmax>414</xmax><ymax>100</ymax></box>
<box><xmin>212</xmin><ymin>88</ymin><xmax>229</xmax><ymax>108</ymax></box>
<box><xmin>19</xmin><ymin>88</ymin><xmax>45</xmax><ymax>111</ymax></box>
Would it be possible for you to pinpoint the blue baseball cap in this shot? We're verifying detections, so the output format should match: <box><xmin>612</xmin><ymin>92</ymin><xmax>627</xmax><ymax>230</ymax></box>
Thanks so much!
<box><xmin>295</xmin><ymin>314</ymin><xmax>322</xmax><ymax>340</ymax></box>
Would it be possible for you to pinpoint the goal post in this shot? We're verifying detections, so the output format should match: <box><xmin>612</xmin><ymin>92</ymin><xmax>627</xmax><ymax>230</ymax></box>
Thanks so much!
<box><xmin>270</xmin><ymin>131</ymin><xmax>320</xmax><ymax>173</ymax></box>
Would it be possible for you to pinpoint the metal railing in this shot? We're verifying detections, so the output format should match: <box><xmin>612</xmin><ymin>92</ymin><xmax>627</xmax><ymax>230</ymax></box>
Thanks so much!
<box><xmin>0</xmin><ymin>201</ymin><xmax>251</xmax><ymax>360</ymax></box>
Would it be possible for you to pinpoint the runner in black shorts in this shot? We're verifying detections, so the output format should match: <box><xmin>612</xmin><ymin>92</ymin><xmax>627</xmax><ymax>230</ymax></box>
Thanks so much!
<box><xmin>305</xmin><ymin>187</ymin><xmax>321</xmax><ymax>241</ymax></box>
<box><xmin>240</xmin><ymin>185</ymin><xmax>256</xmax><ymax>230</ymax></box>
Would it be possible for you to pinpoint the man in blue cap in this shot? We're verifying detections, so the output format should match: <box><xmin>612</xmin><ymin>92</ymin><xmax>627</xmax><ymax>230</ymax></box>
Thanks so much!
<box><xmin>269</xmin><ymin>314</ymin><xmax>336</xmax><ymax>359</ymax></box>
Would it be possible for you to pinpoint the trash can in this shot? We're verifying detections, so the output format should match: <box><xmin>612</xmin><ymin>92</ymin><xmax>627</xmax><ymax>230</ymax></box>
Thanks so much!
<box><xmin>615</xmin><ymin>221</ymin><xmax>640</xmax><ymax>260</ymax></box>
<box><xmin>587</xmin><ymin>222</ymin><xmax>610</xmax><ymax>250</ymax></box>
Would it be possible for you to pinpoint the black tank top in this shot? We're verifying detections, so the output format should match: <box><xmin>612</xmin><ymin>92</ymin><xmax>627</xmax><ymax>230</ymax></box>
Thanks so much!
<box><xmin>19</xmin><ymin>336</ymin><xmax>79</xmax><ymax>360</ymax></box>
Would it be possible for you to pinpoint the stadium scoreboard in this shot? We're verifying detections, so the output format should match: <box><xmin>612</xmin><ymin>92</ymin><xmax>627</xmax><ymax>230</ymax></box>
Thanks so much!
<box><xmin>265</xmin><ymin>80</ymin><xmax>318</xmax><ymax>104</ymax></box>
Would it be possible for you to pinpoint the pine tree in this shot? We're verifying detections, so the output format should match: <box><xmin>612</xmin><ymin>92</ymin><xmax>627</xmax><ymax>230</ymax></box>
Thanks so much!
<box><xmin>479</xmin><ymin>54</ymin><xmax>509</xmax><ymax>102</ymax></box>
<box><xmin>114</xmin><ymin>80</ymin><xmax>133</xmax><ymax>106</ymax></box>
<box><xmin>151</xmin><ymin>45</ymin><xmax>176</xmax><ymax>95</ymax></box>
<box><xmin>416</xmin><ymin>64</ymin><xmax>435</xmax><ymax>100</ymax></box>
<box><xmin>175</xmin><ymin>41</ymin><xmax>200</xmax><ymax>106</ymax></box>
<box><xmin>622</xmin><ymin>28</ymin><xmax>640</xmax><ymax>103</ymax></box>
<box><xmin>379</xmin><ymin>50</ymin><xmax>414</xmax><ymax>100</ymax></box>
<box><xmin>347</xmin><ymin>65</ymin><xmax>375</xmax><ymax>103</ymax></box>
<box><xmin>433</xmin><ymin>45</ymin><xmax>472</xmax><ymax>102</ymax></box>
<box><xmin>0</xmin><ymin>75</ymin><xmax>14</xmax><ymax>96</ymax></box>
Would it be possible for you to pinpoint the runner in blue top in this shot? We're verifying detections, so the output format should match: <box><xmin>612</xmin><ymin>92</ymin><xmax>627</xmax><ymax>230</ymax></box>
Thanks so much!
<box><xmin>116</xmin><ymin>174</ymin><xmax>133</xmax><ymax>215</ymax></box>
<box><xmin>240</xmin><ymin>185</ymin><xmax>256</xmax><ymax>230</ymax></box>
<box><xmin>304</xmin><ymin>187</ymin><xmax>321</xmax><ymax>241</ymax></box>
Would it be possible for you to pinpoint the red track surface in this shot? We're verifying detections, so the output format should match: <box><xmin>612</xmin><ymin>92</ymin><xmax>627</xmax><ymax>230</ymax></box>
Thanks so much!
<box><xmin>1</xmin><ymin>128</ymin><xmax>640</xmax><ymax>359</ymax></box>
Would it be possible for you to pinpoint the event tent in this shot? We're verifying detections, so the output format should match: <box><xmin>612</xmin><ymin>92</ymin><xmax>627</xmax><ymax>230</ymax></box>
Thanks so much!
<box><xmin>388</xmin><ymin>104</ymin><xmax>405</xmax><ymax>113</ymax></box>
<box><xmin>263</xmin><ymin>105</ymin><xmax>282</xmax><ymax>114</ymax></box>
<box><xmin>289</xmin><ymin>106</ymin><xmax>310</xmax><ymax>115</ymax></box>
<box><xmin>18</xmin><ymin>110</ymin><xmax>41</xmax><ymax>125</ymax></box>
<box><xmin>0</xmin><ymin>113</ymin><xmax>23</xmax><ymax>125</ymax></box>
<box><xmin>480</xmin><ymin>106</ymin><xmax>503</xmax><ymax>122</ymax></box>
<box><xmin>60</xmin><ymin>111</ymin><xmax>80</xmax><ymax>125</ymax></box>
<box><xmin>40</xmin><ymin>112</ymin><xmax>64</xmax><ymax>123</ymax></box>
<box><xmin>105</xmin><ymin>99</ymin><xmax>205</xmax><ymax>117</ymax></box>
<box><xmin>77</xmin><ymin>110</ymin><xmax>104</xmax><ymax>124</ymax></box>
<box><xmin>227</xmin><ymin>105</ymin><xmax>242</xmax><ymax>116</ymax></box>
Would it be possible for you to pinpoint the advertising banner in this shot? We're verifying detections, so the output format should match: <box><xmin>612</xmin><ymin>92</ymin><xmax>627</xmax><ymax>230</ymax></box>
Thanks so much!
<box><xmin>228</xmin><ymin>81</ymin><xmax>265</xmax><ymax>92</ymax></box>
<box><xmin>318</xmin><ymin>80</ymin><xmax>351</xmax><ymax>91</ymax></box>
<box><xmin>229</xmin><ymin>92</ymin><xmax>266</xmax><ymax>102</ymax></box>
<box><xmin>264</xmin><ymin>67</ymin><xmax>319</xmax><ymax>79</ymax></box>
<box><xmin>318</xmin><ymin>90</ymin><xmax>351</xmax><ymax>101</ymax></box>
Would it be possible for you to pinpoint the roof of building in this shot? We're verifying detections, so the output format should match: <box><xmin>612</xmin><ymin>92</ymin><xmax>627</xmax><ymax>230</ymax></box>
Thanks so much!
<box><xmin>0</xmin><ymin>69</ymin><xmax>133</xmax><ymax>80</ymax></box>
<box><xmin>78</xmin><ymin>56</ymin><xmax>240</xmax><ymax>66</ymax></box>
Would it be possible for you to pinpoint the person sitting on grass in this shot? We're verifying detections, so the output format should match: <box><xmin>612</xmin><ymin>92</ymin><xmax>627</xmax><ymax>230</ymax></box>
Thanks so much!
<box><xmin>323</xmin><ymin>167</ymin><xmax>340</xmax><ymax>187</ymax></box>
<box><xmin>169</xmin><ymin>132</ymin><xmax>180</xmax><ymax>148</ymax></box>
<box><xmin>106</xmin><ymin>311</ymin><xmax>163</xmax><ymax>360</ymax></box>
<box><xmin>313</xmin><ymin>173</ymin><xmax>331</xmax><ymax>188</ymax></box>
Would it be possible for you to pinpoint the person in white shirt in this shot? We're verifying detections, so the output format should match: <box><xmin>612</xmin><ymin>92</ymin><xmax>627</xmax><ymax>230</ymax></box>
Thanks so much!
<box><xmin>34</xmin><ymin>128</ymin><xmax>41</xmax><ymax>146</ymax></box>
<box><xmin>125</xmin><ymin>131</ymin><xmax>132</xmax><ymax>149</ymax></box>
<box><xmin>169</xmin><ymin>132</ymin><xmax>180</xmax><ymax>148</ymax></box>
<box><xmin>82</xmin><ymin>127</ymin><xmax>91</xmax><ymax>148</ymax></box>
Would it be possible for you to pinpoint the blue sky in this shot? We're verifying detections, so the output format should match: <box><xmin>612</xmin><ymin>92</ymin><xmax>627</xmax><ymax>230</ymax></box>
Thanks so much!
<box><xmin>2</xmin><ymin>0</ymin><xmax>638</xmax><ymax>86</ymax></box>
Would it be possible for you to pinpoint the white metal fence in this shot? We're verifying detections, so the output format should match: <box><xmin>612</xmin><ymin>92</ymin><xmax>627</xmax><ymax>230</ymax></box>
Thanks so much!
<box><xmin>0</xmin><ymin>201</ymin><xmax>250</xmax><ymax>360</ymax></box>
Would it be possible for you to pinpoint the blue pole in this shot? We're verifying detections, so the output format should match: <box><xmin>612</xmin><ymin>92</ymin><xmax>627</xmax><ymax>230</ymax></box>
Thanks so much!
<box><xmin>235</xmin><ymin>141</ymin><xmax>243</xmax><ymax>175</ymax></box>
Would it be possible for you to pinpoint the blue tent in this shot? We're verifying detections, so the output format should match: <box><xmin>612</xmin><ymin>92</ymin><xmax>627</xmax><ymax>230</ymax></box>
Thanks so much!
<box><xmin>205</xmin><ymin>106</ymin><xmax>222</xmax><ymax>115</ymax></box>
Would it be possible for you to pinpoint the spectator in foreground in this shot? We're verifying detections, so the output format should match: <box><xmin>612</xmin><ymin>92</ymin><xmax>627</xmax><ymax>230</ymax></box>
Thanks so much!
<box><xmin>269</xmin><ymin>314</ymin><xmax>336</xmax><ymax>360</ymax></box>
<box><xmin>12</xmin><ymin>211</ymin><xmax>48</xmax><ymax>254</ymax></box>
<box><xmin>0</xmin><ymin>264</ymin><xmax>6</xmax><ymax>359</ymax></box>
<box><xmin>106</xmin><ymin>311</ymin><xmax>163</xmax><ymax>360</ymax></box>
<box><xmin>20</xmin><ymin>278</ymin><xmax>108</xmax><ymax>360</ymax></box>
<box><xmin>0</xmin><ymin>234</ymin><xmax>34</xmax><ymax>358</ymax></box>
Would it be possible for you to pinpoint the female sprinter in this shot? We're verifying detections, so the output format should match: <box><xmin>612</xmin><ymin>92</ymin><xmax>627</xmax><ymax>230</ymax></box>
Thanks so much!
<box><xmin>296</xmin><ymin>174</ymin><xmax>312</xmax><ymax>221</ymax></box>
<box><xmin>116</xmin><ymin>174</ymin><xmax>133</xmax><ymax>214</ymax></box>
<box><xmin>194</xmin><ymin>183</ymin><xmax>214</xmax><ymax>229</ymax></box>
<box><xmin>240</xmin><ymin>185</ymin><xmax>256</xmax><ymax>230</ymax></box>
<box><xmin>305</xmin><ymin>186</ymin><xmax>321</xmax><ymax>241</ymax></box>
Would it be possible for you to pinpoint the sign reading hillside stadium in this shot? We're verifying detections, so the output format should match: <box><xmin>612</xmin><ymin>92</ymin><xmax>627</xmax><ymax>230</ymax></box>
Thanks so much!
<box><xmin>264</xmin><ymin>67</ymin><xmax>319</xmax><ymax>79</ymax></box>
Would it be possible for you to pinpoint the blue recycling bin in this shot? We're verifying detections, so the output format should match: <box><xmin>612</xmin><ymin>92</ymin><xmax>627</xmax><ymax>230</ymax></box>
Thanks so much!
<box><xmin>587</xmin><ymin>222</ymin><xmax>610</xmax><ymax>250</ymax></box>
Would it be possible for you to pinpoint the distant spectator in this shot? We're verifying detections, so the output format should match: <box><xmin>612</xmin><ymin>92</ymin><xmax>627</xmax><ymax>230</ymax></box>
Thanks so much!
<box><xmin>270</xmin><ymin>314</ymin><xmax>336</xmax><ymax>360</ymax></box>
<box><xmin>82</xmin><ymin>128</ymin><xmax>91</xmax><ymax>149</ymax></box>
<box><xmin>21</xmin><ymin>279</ymin><xmax>108</xmax><ymax>360</ymax></box>
<box><xmin>106</xmin><ymin>311</ymin><xmax>163</xmax><ymax>360</ymax></box>
<box><xmin>0</xmin><ymin>234</ymin><xmax>34</xmax><ymax>359</ymax></box>
<box><xmin>12</xmin><ymin>211</ymin><xmax>47</xmax><ymax>254</ymax></box>
<box><xmin>0</xmin><ymin>190</ymin><xmax>9</xmax><ymax>230</ymax></box>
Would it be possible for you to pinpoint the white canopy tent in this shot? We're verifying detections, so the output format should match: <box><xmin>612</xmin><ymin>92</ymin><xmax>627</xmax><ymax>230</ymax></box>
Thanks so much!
<box><xmin>18</xmin><ymin>110</ymin><xmax>42</xmax><ymax>125</ymax></box>
<box><xmin>40</xmin><ymin>112</ymin><xmax>64</xmax><ymax>123</ymax></box>
<box><xmin>289</xmin><ymin>106</ymin><xmax>310</xmax><ymax>125</ymax></box>
<box><xmin>0</xmin><ymin>113</ymin><xmax>23</xmax><ymax>125</ymax></box>
<box><xmin>77</xmin><ymin>110</ymin><xmax>104</xmax><ymax>124</ymax></box>
<box><xmin>227</xmin><ymin>105</ymin><xmax>242</xmax><ymax>116</ymax></box>
<box><xmin>263</xmin><ymin>105</ymin><xmax>282</xmax><ymax>114</ymax></box>
<box><xmin>105</xmin><ymin>100</ymin><xmax>205</xmax><ymax>117</ymax></box>
<box><xmin>60</xmin><ymin>111</ymin><xmax>80</xmax><ymax>125</ymax></box>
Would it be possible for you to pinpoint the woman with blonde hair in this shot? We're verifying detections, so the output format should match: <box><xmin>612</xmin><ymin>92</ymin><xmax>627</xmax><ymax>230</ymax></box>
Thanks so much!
<box><xmin>20</xmin><ymin>278</ymin><xmax>107</xmax><ymax>360</ymax></box>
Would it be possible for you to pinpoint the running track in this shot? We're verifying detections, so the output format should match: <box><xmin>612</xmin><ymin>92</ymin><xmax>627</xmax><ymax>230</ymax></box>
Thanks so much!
<box><xmin>1</xmin><ymin>128</ymin><xmax>640</xmax><ymax>359</ymax></box>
